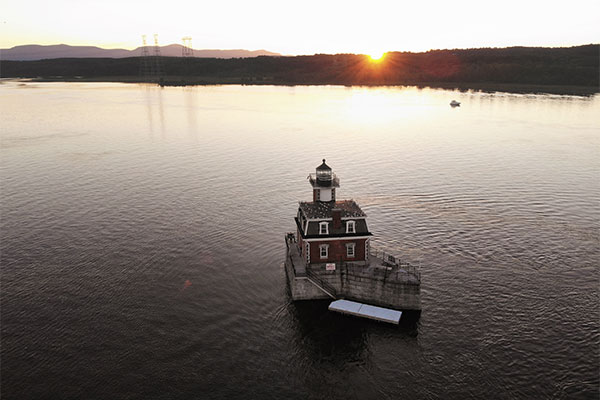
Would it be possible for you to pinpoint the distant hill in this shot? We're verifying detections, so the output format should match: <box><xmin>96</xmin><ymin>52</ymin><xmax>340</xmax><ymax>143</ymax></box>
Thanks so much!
<box><xmin>0</xmin><ymin>44</ymin><xmax>281</xmax><ymax>60</ymax></box>
<box><xmin>1</xmin><ymin>45</ymin><xmax>597</xmax><ymax>94</ymax></box>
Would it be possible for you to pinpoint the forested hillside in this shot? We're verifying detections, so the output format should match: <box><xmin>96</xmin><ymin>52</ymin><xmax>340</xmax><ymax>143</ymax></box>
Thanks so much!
<box><xmin>2</xmin><ymin>45</ymin><xmax>597</xmax><ymax>90</ymax></box>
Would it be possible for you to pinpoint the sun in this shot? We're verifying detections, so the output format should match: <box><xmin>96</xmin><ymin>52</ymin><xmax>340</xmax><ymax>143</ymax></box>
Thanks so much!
<box><xmin>368</xmin><ymin>51</ymin><xmax>387</xmax><ymax>62</ymax></box>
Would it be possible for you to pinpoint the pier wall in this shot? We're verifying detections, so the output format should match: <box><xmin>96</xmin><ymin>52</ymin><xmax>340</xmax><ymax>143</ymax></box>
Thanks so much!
<box><xmin>285</xmin><ymin>256</ymin><xmax>421</xmax><ymax>310</ymax></box>
<box><xmin>284</xmin><ymin>260</ymin><xmax>332</xmax><ymax>300</ymax></box>
<box><xmin>340</xmin><ymin>273</ymin><xmax>421</xmax><ymax>310</ymax></box>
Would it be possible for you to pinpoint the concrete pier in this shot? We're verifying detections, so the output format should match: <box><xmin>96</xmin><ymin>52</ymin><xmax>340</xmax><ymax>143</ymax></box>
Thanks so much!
<box><xmin>285</xmin><ymin>233</ymin><xmax>421</xmax><ymax>311</ymax></box>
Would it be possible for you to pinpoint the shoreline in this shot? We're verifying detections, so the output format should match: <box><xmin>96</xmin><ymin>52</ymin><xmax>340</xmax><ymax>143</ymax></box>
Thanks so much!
<box><xmin>7</xmin><ymin>77</ymin><xmax>598</xmax><ymax>96</ymax></box>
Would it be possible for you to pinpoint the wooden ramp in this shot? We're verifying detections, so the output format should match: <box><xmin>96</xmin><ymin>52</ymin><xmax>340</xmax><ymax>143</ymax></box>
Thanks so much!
<box><xmin>328</xmin><ymin>300</ymin><xmax>402</xmax><ymax>324</ymax></box>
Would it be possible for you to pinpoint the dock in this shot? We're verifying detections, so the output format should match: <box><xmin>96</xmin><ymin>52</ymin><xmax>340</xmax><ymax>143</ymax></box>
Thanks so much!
<box><xmin>329</xmin><ymin>299</ymin><xmax>403</xmax><ymax>324</ymax></box>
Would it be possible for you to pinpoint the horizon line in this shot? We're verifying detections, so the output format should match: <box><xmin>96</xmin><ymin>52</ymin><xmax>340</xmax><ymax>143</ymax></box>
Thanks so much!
<box><xmin>2</xmin><ymin>42</ymin><xmax>598</xmax><ymax>57</ymax></box>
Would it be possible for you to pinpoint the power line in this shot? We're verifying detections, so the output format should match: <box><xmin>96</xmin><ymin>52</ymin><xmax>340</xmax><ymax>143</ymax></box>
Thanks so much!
<box><xmin>182</xmin><ymin>37</ymin><xmax>194</xmax><ymax>57</ymax></box>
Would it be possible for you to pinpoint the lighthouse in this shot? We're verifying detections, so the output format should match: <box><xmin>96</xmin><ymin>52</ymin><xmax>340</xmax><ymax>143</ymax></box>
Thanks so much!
<box><xmin>285</xmin><ymin>160</ymin><xmax>421</xmax><ymax>317</ymax></box>
<box><xmin>296</xmin><ymin>159</ymin><xmax>372</xmax><ymax>268</ymax></box>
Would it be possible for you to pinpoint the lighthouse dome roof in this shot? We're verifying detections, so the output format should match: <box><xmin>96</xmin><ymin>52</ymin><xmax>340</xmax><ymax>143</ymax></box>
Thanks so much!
<box><xmin>316</xmin><ymin>159</ymin><xmax>331</xmax><ymax>171</ymax></box>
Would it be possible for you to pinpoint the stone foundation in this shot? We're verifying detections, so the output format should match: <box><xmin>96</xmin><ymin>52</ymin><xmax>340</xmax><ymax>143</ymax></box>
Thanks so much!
<box><xmin>284</xmin><ymin>251</ymin><xmax>421</xmax><ymax>311</ymax></box>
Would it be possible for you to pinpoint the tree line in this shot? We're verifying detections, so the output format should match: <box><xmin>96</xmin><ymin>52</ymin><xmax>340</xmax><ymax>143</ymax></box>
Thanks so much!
<box><xmin>2</xmin><ymin>45</ymin><xmax>597</xmax><ymax>89</ymax></box>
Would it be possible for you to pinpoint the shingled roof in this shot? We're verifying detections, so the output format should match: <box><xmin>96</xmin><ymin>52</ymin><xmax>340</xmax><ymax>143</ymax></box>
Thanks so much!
<box><xmin>299</xmin><ymin>200</ymin><xmax>366</xmax><ymax>219</ymax></box>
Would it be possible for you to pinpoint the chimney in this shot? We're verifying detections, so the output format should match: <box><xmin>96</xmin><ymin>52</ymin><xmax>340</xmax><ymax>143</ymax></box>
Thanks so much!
<box><xmin>332</xmin><ymin>208</ymin><xmax>342</xmax><ymax>230</ymax></box>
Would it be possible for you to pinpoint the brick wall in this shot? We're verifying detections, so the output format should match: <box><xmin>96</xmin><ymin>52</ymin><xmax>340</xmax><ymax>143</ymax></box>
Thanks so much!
<box><xmin>308</xmin><ymin>238</ymin><xmax>366</xmax><ymax>263</ymax></box>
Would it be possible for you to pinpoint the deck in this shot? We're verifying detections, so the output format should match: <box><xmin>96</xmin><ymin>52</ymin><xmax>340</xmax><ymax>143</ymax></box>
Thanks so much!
<box><xmin>285</xmin><ymin>233</ymin><xmax>306</xmax><ymax>276</ymax></box>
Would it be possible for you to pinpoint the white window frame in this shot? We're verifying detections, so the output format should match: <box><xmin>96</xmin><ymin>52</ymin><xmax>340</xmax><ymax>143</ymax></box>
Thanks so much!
<box><xmin>319</xmin><ymin>244</ymin><xmax>329</xmax><ymax>259</ymax></box>
<box><xmin>305</xmin><ymin>242</ymin><xmax>310</xmax><ymax>263</ymax></box>
<box><xmin>346</xmin><ymin>220</ymin><xmax>355</xmax><ymax>234</ymax></box>
<box><xmin>346</xmin><ymin>243</ymin><xmax>355</xmax><ymax>258</ymax></box>
<box><xmin>319</xmin><ymin>221</ymin><xmax>329</xmax><ymax>235</ymax></box>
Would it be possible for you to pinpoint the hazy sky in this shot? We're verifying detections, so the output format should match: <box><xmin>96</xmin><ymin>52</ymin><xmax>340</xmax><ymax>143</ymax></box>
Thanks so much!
<box><xmin>1</xmin><ymin>0</ymin><xmax>598</xmax><ymax>55</ymax></box>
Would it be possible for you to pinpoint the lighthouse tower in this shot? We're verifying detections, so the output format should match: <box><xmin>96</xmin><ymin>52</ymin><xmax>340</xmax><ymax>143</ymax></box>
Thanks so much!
<box><xmin>295</xmin><ymin>160</ymin><xmax>372</xmax><ymax>267</ymax></box>
<box><xmin>311</xmin><ymin>159</ymin><xmax>338</xmax><ymax>202</ymax></box>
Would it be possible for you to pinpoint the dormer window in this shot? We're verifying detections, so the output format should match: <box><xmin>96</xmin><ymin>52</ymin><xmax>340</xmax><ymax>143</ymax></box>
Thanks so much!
<box><xmin>346</xmin><ymin>220</ymin><xmax>355</xmax><ymax>234</ymax></box>
<box><xmin>319</xmin><ymin>222</ymin><xmax>329</xmax><ymax>235</ymax></box>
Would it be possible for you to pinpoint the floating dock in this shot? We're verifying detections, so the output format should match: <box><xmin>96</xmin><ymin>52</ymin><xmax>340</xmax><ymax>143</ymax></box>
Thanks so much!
<box><xmin>328</xmin><ymin>299</ymin><xmax>403</xmax><ymax>324</ymax></box>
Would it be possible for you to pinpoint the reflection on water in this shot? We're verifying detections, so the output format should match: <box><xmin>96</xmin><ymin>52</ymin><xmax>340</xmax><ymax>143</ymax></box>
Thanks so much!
<box><xmin>1</xmin><ymin>82</ymin><xmax>598</xmax><ymax>399</ymax></box>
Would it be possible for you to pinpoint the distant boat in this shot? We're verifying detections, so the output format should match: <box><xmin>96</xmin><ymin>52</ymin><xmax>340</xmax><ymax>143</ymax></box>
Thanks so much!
<box><xmin>450</xmin><ymin>100</ymin><xmax>461</xmax><ymax>107</ymax></box>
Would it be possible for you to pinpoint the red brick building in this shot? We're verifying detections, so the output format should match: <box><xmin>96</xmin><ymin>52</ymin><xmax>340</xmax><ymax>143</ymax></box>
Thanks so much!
<box><xmin>295</xmin><ymin>160</ymin><xmax>372</xmax><ymax>267</ymax></box>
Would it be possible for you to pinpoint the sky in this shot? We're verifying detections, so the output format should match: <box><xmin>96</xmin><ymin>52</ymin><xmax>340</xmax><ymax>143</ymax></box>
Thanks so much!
<box><xmin>1</xmin><ymin>0</ymin><xmax>599</xmax><ymax>55</ymax></box>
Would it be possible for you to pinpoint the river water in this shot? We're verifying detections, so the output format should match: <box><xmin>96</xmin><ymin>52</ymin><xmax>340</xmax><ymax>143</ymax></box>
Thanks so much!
<box><xmin>1</xmin><ymin>81</ymin><xmax>598</xmax><ymax>399</ymax></box>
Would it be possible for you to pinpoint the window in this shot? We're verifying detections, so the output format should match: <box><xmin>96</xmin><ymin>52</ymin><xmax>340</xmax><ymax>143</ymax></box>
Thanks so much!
<box><xmin>319</xmin><ymin>222</ymin><xmax>328</xmax><ymax>235</ymax></box>
<box><xmin>346</xmin><ymin>243</ymin><xmax>355</xmax><ymax>257</ymax></box>
<box><xmin>305</xmin><ymin>243</ymin><xmax>310</xmax><ymax>263</ymax></box>
<box><xmin>346</xmin><ymin>220</ymin><xmax>355</xmax><ymax>233</ymax></box>
<box><xmin>320</xmin><ymin>244</ymin><xmax>329</xmax><ymax>259</ymax></box>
